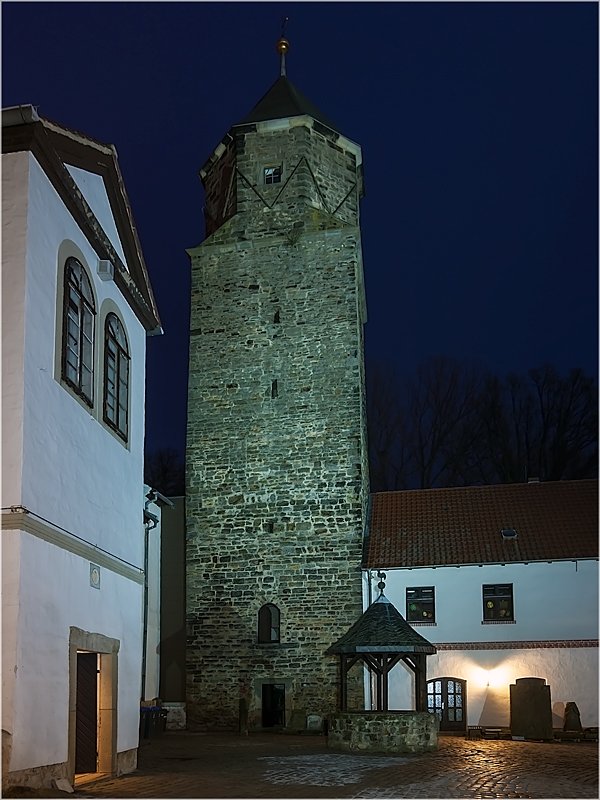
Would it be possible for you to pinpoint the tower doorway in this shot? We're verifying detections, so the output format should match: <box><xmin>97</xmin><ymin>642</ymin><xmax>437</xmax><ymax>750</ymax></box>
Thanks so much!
<box><xmin>75</xmin><ymin>652</ymin><xmax>98</xmax><ymax>773</ymax></box>
<box><xmin>262</xmin><ymin>684</ymin><xmax>285</xmax><ymax>727</ymax></box>
<box><xmin>427</xmin><ymin>677</ymin><xmax>467</xmax><ymax>731</ymax></box>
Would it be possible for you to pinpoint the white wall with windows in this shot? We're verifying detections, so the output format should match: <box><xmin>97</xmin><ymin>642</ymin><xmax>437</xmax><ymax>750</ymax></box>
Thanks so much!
<box><xmin>369</xmin><ymin>560</ymin><xmax>598</xmax><ymax>643</ymax></box>
<box><xmin>14</xmin><ymin>150</ymin><xmax>146</xmax><ymax>565</ymax></box>
<box><xmin>363</xmin><ymin>560</ymin><xmax>598</xmax><ymax>727</ymax></box>
<box><xmin>2</xmin><ymin>147</ymin><xmax>150</xmax><ymax>786</ymax></box>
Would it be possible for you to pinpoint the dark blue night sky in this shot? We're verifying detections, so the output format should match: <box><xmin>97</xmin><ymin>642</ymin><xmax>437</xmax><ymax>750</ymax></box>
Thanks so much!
<box><xmin>3</xmin><ymin>2</ymin><xmax>598</xmax><ymax>457</ymax></box>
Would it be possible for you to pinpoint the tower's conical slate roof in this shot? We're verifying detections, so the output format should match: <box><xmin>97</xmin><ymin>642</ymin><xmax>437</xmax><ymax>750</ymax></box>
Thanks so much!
<box><xmin>236</xmin><ymin>75</ymin><xmax>340</xmax><ymax>133</ymax></box>
<box><xmin>327</xmin><ymin>595</ymin><xmax>437</xmax><ymax>655</ymax></box>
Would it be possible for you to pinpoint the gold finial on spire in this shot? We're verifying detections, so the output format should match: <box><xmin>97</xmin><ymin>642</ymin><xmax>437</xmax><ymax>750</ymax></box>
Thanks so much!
<box><xmin>276</xmin><ymin>38</ymin><xmax>290</xmax><ymax>56</ymax></box>
<box><xmin>276</xmin><ymin>16</ymin><xmax>290</xmax><ymax>77</ymax></box>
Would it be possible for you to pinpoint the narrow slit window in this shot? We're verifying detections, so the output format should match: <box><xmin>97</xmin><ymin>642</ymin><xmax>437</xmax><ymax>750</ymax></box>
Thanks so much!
<box><xmin>271</xmin><ymin>380</ymin><xmax>278</xmax><ymax>399</ymax></box>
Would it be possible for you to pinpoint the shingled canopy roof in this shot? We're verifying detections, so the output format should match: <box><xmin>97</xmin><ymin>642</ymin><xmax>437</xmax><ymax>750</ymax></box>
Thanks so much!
<box><xmin>365</xmin><ymin>479</ymin><xmax>598</xmax><ymax>569</ymax></box>
<box><xmin>327</xmin><ymin>595</ymin><xmax>437</xmax><ymax>655</ymax></box>
<box><xmin>236</xmin><ymin>75</ymin><xmax>340</xmax><ymax>133</ymax></box>
<box><xmin>326</xmin><ymin>593</ymin><xmax>435</xmax><ymax>712</ymax></box>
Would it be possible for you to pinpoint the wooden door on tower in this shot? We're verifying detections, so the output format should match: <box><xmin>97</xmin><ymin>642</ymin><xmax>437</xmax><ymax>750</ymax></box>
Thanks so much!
<box><xmin>427</xmin><ymin>677</ymin><xmax>466</xmax><ymax>731</ymax></box>
<box><xmin>261</xmin><ymin>684</ymin><xmax>285</xmax><ymax>727</ymax></box>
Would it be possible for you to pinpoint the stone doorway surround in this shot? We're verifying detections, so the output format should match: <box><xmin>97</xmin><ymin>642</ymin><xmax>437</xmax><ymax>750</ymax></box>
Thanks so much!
<box><xmin>253</xmin><ymin>678</ymin><xmax>293</xmax><ymax>729</ymax></box>
<box><xmin>68</xmin><ymin>627</ymin><xmax>119</xmax><ymax>785</ymax></box>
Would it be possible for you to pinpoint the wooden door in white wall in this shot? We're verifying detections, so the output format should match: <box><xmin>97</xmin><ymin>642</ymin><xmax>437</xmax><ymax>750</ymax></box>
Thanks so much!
<box><xmin>75</xmin><ymin>652</ymin><xmax>98</xmax><ymax>773</ymax></box>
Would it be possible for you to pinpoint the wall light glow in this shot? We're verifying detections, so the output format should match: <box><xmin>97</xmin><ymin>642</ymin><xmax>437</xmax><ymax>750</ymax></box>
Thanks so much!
<box><xmin>473</xmin><ymin>667</ymin><xmax>489</xmax><ymax>688</ymax></box>
<box><xmin>471</xmin><ymin>664</ymin><xmax>510</xmax><ymax>689</ymax></box>
<box><xmin>487</xmin><ymin>666</ymin><xmax>509</xmax><ymax>689</ymax></box>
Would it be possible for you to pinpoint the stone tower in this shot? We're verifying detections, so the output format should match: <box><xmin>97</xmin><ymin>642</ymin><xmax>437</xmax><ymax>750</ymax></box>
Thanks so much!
<box><xmin>186</xmin><ymin>40</ymin><xmax>369</xmax><ymax>729</ymax></box>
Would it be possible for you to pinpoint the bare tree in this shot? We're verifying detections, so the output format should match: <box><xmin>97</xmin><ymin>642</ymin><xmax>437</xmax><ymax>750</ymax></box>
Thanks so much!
<box><xmin>404</xmin><ymin>356</ymin><xmax>485</xmax><ymax>489</ymax></box>
<box><xmin>367</xmin><ymin>357</ymin><xmax>597</xmax><ymax>491</ymax></box>
<box><xmin>473</xmin><ymin>365</ymin><xmax>598</xmax><ymax>483</ymax></box>
<box><xmin>144</xmin><ymin>447</ymin><xmax>185</xmax><ymax>496</ymax></box>
<box><xmin>366</xmin><ymin>360</ymin><xmax>410</xmax><ymax>491</ymax></box>
<box><xmin>471</xmin><ymin>372</ymin><xmax>534</xmax><ymax>484</ymax></box>
<box><xmin>524</xmin><ymin>364</ymin><xmax>597</xmax><ymax>481</ymax></box>
<box><xmin>367</xmin><ymin>356</ymin><xmax>485</xmax><ymax>490</ymax></box>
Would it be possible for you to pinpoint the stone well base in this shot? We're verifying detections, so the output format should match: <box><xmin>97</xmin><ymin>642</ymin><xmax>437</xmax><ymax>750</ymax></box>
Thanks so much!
<box><xmin>328</xmin><ymin>711</ymin><xmax>439</xmax><ymax>753</ymax></box>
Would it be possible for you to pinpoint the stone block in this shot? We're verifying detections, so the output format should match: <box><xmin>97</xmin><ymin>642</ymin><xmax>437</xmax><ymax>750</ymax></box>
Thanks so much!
<box><xmin>306</xmin><ymin>714</ymin><xmax>323</xmax><ymax>732</ymax></box>
<box><xmin>163</xmin><ymin>703</ymin><xmax>187</xmax><ymax>730</ymax></box>
<box><xmin>563</xmin><ymin>702</ymin><xmax>583</xmax><ymax>732</ymax></box>
<box><xmin>327</xmin><ymin>712</ymin><xmax>439</xmax><ymax>754</ymax></box>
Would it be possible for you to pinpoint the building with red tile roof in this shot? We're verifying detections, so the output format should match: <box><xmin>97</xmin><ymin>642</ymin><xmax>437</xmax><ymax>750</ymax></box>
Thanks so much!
<box><xmin>365</xmin><ymin>479</ymin><xmax>598</xmax><ymax>569</ymax></box>
<box><xmin>361</xmin><ymin>480</ymin><xmax>598</xmax><ymax>733</ymax></box>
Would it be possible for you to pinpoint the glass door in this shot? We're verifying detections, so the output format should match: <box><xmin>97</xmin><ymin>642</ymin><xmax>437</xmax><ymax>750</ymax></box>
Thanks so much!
<box><xmin>427</xmin><ymin>677</ymin><xmax>466</xmax><ymax>731</ymax></box>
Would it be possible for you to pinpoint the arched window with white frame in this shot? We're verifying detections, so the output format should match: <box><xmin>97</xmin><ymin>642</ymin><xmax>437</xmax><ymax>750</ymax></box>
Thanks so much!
<box><xmin>62</xmin><ymin>257</ymin><xmax>95</xmax><ymax>405</ymax></box>
<box><xmin>103</xmin><ymin>313</ymin><xmax>130</xmax><ymax>441</ymax></box>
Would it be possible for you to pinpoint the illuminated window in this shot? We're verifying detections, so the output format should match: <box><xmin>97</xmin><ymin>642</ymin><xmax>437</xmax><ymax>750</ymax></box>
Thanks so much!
<box><xmin>483</xmin><ymin>584</ymin><xmax>513</xmax><ymax>621</ymax></box>
<box><xmin>103</xmin><ymin>314</ymin><xmax>129</xmax><ymax>441</ymax></box>
<box><xmin>406</xmin><ymin>587</ymin><xmax>435</xmax><ymax>622</ymax></box>
<box><xmin>264</xmin><ymin>165</ymin><xmax>282</xmax><ymax>185</ymax></box>
<box><xmin>62</xmin><ymin>257</ymin><xmax>95</xmax><ymax>405</ymax></box>
<box><xmin>258</xmin><ymin>604</ymin><xmax>280</xmax><ymax>643</ymax></box>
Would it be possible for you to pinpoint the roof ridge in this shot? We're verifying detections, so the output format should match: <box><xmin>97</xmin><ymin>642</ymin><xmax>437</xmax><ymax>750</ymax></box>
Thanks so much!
<box><xmin>371</xmin><ymin>478</ymin><xmax>598</xmax><ymax>499</ymax></box>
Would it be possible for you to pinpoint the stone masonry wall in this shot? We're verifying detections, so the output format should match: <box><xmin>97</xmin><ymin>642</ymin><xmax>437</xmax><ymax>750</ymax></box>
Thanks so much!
<box><xmin>186</xmin><ymin>116</ymin><xmax>369</xmax><ymax>728</ymax></box>
<box><xmin>328</xmin><ymin>712</ymin><xmax>439</xmax><ymax>753</ymax></box>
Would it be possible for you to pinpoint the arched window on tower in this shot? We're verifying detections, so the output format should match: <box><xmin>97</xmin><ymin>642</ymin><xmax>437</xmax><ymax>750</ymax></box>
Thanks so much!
<box><xmin>103</xmin><ymin>313</ymin><xmax>130</xmax><ymax>441</ymax></box>
<box><xmin>258</xmin><ymin>603</ymin><xmax>280</xmax><ymax>643</ymax></box>
<box><xmin>62</xmin><ymin>257</ymin><xmax>95</xmax><ymax>405</ymax></box>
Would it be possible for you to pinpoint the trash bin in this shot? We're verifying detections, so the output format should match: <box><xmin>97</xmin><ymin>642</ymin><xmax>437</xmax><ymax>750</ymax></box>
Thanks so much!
<box><xmin>159</xmin><ymin>708</ymin><xmax>168</xmax><ymax>734</ymax></box>
<box><xmin>140</xmin><ymin>707</ymin><xmax>150</xmax><ymax>739</ymax></box>
<box><xmin>140</xmin><ymin>706</ymin><xmax>165</xmax><ymax>739</ymax></box>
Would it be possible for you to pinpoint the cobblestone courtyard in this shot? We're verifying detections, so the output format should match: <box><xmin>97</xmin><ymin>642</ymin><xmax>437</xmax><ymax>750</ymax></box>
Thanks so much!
<box><xmin>78</xmin><ymin>731</ymin><xmax>598</xmax><ymax>799</ymax></box>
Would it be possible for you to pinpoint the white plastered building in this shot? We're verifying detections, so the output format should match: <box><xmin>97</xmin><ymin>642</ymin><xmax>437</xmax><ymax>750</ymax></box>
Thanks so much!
<box><xmin>2</xmin><ymin>105</ymin><xmax>162</xmax><ymax>790</ymax></box>
<box><xmin>363</xmin><ymin>480</ymin><xmax>598</xmax><ymax>731</ymax></box>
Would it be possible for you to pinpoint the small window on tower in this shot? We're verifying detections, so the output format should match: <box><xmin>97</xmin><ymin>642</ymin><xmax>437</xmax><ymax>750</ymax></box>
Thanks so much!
<box><xmin>264</xmin><ymin>165</ymin><xmax>282</xmax><ymax>185</ymax></box>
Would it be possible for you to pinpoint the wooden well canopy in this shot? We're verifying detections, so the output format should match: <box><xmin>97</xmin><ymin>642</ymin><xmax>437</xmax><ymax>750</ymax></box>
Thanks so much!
<box><xmin>326</xmin><ymin>593</ymin><xmax>437</xmax><ymax>712</ymax></box>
